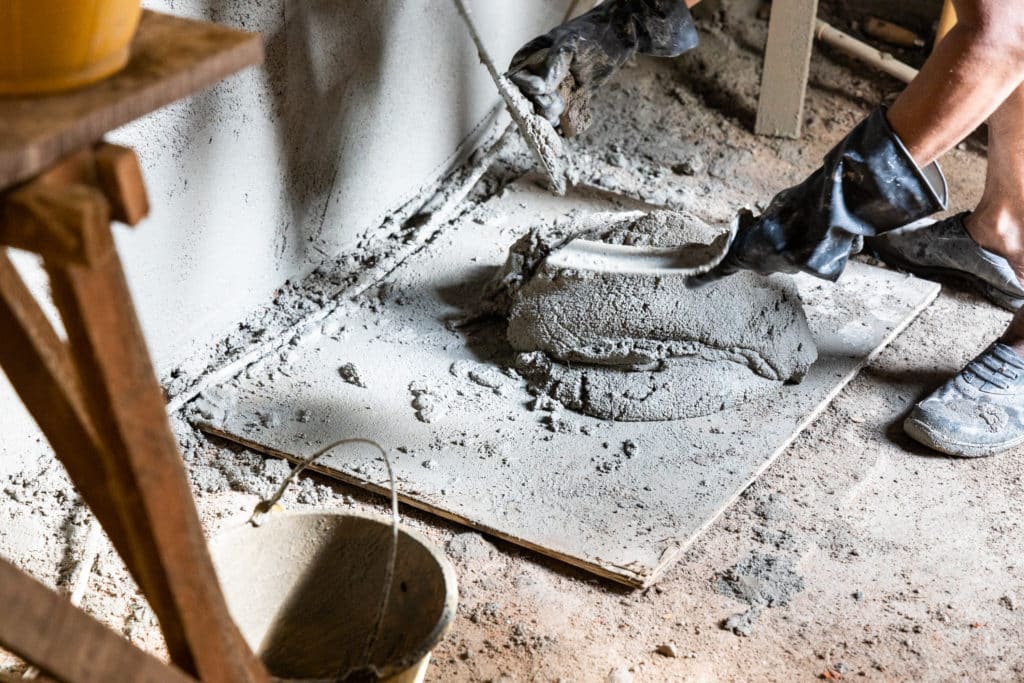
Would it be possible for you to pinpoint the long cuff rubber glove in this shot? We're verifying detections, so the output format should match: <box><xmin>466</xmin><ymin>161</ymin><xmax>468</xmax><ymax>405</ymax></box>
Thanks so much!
<box><xmin>508</xmin><ymin>0</ymin><xmax>699</xmax><ymax>129</ymax></box>
<box><xmin>689</xmin><ymin>107</ymin><xmax>948</xmax><ymax>287</ymax></box>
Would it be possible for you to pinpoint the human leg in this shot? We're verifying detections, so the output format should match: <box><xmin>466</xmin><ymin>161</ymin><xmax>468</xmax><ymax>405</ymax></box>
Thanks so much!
<box><xmin>901</xmin><ymin>81</ymin><xmax>1024</xmax><ymax>457</ymax></box>
<box><xmin>888</xmin><ymin>0</ymin><xmax>1024</xmax><ymax>167</ymax></box>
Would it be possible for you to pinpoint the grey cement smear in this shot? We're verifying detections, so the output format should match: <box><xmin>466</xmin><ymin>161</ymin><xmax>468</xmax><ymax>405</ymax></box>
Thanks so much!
<box><xmin>490</xmin><ymin>210</ymin><xmax>817</xmax><ymax>421</ymax></box>
<box><xmin>196</xmin><ymin>181</ymin><xmax>940</xmax><ymax>587</ymax></box>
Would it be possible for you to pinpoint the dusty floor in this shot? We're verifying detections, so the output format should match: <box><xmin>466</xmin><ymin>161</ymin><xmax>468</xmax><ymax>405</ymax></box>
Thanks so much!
<box><xmin>3</xmin><ymin>1</ymin><xmax>1023</xmax><ymax>681</ymax></box>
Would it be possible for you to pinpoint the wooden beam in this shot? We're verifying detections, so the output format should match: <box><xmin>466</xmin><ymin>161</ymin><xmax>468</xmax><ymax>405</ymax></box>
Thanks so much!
<box><xmin>755</xmin><ymin>0</ymin><xmax>820</xmax><ymax>138</ymax></box>
<box><xmin>0</xmin><ymin>182</ymin><xmax>113</xmax><ymax>265</ymax></box>
<box><xmin>0</xmin><ymin>252</ymin><xmax>132</xmax><ymax>561</ymax></box>
<box><xmin>93</xmin><ymin>144</ymin><xmax>149</xmax><ymax>226</ymax></box>
<box><xmin>45</xmin><ymin>243</ymin><xmax>269</xmax><ymax>682</ymax></box>
<box><xmin>0</xmin><ymin>557</ymin><xmax>195</xmax><ymax>683</ymax></box>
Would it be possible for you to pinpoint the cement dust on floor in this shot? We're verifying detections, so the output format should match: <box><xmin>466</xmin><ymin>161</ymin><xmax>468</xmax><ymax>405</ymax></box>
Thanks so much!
<box><xmin>3</xmin><ymin>1</ymin><xmax>1024</xmax><ymax>681</ymax></box>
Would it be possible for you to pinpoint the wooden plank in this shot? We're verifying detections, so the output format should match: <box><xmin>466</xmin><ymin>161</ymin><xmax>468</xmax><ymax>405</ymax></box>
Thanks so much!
<box><xmin>45</xmin><ymin>244</ymin><xmax>269</xmax><ymax>682</ymax></box>
<box><xmin>0</xmin><ymin>11</ymin><xmax>263</xmax><ymax>190</ymax></box>
<box><xmin>0</xmin><ymin>557</ymin><xmax>195</xmax><ymax>683</ymax></box>
<box><xmin>755</xmin><ymin>0</ymin><xmax>819</xmax><ymax>138</ymax></box>
<box><xmin>93</xmin><ymin>144</ymin><xmax>150</xmax><ymax>226</ymax></box>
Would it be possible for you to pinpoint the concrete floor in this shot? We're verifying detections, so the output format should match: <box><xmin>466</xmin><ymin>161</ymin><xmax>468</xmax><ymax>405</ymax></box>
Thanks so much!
<box><xmin>2</xmin><ymin>1</ymin><xmax>1023</xmax><ymax>680</ymax></box>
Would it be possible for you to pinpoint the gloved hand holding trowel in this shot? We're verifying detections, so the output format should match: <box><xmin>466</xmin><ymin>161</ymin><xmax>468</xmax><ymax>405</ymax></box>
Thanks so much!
<box><xmin>509</xmin><ymin>0</ymin><xmax>1024</xmax><ymax>460</ymax></box>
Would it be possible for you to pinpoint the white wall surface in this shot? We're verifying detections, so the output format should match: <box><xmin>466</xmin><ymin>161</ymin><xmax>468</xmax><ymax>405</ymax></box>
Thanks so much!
<box><xmin>0</xmin><ymin>0</ymin><xmax>565</xmax><ymax>475</ymax></box>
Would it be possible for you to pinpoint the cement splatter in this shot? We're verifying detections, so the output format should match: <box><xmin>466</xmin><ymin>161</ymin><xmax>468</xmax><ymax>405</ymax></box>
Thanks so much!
<box><xmin>409</xmin><ymin>383</ymin><xmax>449</xmax><ymax>424</ymax></box>
<box><xmin>338</xmin><ymin>362</ymin><xmax>366</xmax><ymax>388</ymax></box>
<box><xmin>716</xmin><ymin>552</ymin><xmax>805</xmax><ymax>636</ymax></box>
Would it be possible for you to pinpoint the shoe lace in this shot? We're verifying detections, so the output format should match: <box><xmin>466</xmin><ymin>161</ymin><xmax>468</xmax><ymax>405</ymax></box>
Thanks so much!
<box><xmin>965</xmin><ymin>345</ymin><xmax>1024</xmax><ymax>390</ymax></box>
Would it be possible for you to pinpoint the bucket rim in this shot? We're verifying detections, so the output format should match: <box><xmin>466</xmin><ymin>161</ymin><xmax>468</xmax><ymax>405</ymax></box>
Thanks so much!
<box><xmin>209</xmin><ymin>508</ymin><xmax>459</xmax><ymax>678</ymax></box>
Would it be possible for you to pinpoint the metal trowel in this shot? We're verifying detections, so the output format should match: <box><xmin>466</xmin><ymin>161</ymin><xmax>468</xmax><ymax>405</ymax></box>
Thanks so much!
<box><xmin>545</xmin><ymin>211</ymin><xmax>738</xmax><ymax>277</ymax></box>
<box><xmin>454</xmin><ymin>0</ymin><xmax>737</xmax><ymax>278</ymax></box>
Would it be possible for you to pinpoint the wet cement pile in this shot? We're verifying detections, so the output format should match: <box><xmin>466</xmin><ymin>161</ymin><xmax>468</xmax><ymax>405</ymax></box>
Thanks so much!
<box><xmin>485</xmin><ymin>211</ymin><xmax>817</xmax><ymax>421</ymax></box>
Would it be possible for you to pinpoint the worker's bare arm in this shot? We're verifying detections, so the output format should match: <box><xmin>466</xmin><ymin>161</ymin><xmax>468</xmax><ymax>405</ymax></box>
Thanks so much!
<box><xmin>888</xmin><ymin>0</ymin><xmax>1024</xmax><ymax>166</ymax></box>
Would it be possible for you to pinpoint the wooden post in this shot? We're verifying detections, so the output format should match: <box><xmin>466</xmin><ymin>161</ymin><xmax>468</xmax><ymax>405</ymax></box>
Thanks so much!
<box><xmin>0</xmin><ymin>252</ymin><xmax>133</xmax><ymax>560</ymax></box>
<box><xmin>755</xmin><ymin>0</ymin><xmax>820</xmax><ymax>138</ymax></box>
<box><xmin>936</xmin><ymin>0</ymin><xmax>957</xmax><ymax>45</ymax></box>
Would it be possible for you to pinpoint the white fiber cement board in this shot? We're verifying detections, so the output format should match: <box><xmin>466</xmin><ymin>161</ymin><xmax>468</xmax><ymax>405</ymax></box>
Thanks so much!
<box><xmin>199</xmin><ymin>189</ymin><xmax>940</xmax><ymax>588</ymax></box>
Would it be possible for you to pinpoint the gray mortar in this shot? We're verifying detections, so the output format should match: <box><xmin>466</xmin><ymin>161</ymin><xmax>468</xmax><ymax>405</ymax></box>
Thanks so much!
<box><xmin>716</xmin><ymin>552</ymin><xmax>806</xmax><ymax>637</ymax></box>
<box><xmin>338</xmin><ymin>362</ymin><xmax>366</xmax><ymax>388</ymax></box>
<box><xmin>487</xmin><ymin>210</ymin><xmax>817</xmax><ymax>421</ymax></box>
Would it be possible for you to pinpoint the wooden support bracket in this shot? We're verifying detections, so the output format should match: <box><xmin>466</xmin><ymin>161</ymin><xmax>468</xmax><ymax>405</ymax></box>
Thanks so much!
<box><xmin>93</xmin><ymin>144</ymin><xmax>150</xmax><ymax>226</ymax></box>
<box><xmin>0</xmin><ymin>143</ymin><xmax>148</xmax><ymax>264</ymax></box>
<box><xmin>0</xmin><ymin>182</ymin><xmax>112</xmax><ymax>265</ymax></box>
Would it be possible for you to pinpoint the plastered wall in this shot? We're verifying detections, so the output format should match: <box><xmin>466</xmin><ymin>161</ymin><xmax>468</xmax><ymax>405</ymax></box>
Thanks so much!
<box><xmin>0</xmin><ymin>0</ymin><xmax>565</xmax><ymax>474</ymax></box>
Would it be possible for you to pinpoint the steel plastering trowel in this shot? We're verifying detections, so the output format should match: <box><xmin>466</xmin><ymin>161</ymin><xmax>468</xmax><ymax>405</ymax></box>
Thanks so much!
<box><xmin>453</xmin><ymin>0</ymin><xmax>736</xmax><ymax>277</ymax></box>
<box><xmin>541</xmin><ymin>210</ymin><xmax>737</xmax><ymax>277</ymax></box>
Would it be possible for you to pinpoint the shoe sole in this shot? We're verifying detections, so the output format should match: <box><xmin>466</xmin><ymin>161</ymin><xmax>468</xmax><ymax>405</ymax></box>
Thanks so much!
<box><xmin>903</xmin><ymin>415</ymin><xmax>1024</xmax><ymax>458</ymax></box>
<box><xmin>868</xmin><ymin>239</ymin><xmax>1024</xmax><ymax>312</ymax></box>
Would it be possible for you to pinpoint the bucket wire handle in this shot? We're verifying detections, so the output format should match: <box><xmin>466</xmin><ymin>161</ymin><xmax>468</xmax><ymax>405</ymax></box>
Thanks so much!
<box><xmin>246</xmin><ymin>438</ymin><xmax>399</xmax><ymax>678</ymax></box>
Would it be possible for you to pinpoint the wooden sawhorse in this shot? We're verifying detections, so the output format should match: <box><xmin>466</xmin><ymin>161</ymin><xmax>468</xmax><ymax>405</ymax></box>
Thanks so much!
<box><xmin>0</xmin><ymin>12</ymin><xmax>269</xmax><ymax>683</ymax></box>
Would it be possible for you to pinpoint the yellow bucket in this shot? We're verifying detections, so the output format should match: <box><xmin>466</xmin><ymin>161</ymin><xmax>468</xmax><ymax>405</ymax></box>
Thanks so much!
<box><xmin>0</xmin><ymin>0</ymin><xmax>142</xmax><ymax>95</ymax></box>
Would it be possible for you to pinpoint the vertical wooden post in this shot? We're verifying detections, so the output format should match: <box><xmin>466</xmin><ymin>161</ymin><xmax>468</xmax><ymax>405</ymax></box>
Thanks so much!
<box><xmin>936</xmin><ymin>0</ymin><xmax>957</xmax><ymax>46</ymax></box>
<box><xmin>755</xmin><ymin>0</ymin><xmax>820</xmax><ymax>138</ymax></box>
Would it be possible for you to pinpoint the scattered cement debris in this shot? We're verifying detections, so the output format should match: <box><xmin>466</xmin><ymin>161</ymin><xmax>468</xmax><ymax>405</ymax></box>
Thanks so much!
<box><xmin>450</xmin><ymin>360</ymin><xmax>517</xmax><ymax>396</ymax></box>
<box><xmin>606</xmin><ymin>667</ymin><xmax>634</xmax><ymax>683</ymax></box>
<box><xmin>655</xmin><ymin>643</ymin><xmax>679</xmax><ymax>658</ymax></box>
<box><xmin>716</xmin><ymin>552</ymin><xmax>805</xmax><ymax>637</ymax></box>
<box><xmin>446</xmin><ymin>532</ymin><xmax>496</xmax><ymax>564</ymax></box>
<box><xmin>338</xmin><ymin>362</ymin><xmax>366</xmax><ymax>388</ymax></box>
<box><xmin>409</xmin><ymin>383</ymin><xmax>448</xmax><ymax>423</ymax></box>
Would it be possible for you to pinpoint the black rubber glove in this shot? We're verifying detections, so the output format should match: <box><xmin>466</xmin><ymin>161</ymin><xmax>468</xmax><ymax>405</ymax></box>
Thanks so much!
<box><xmin>689</xmin><ymin>107</ymin><xmax>948</xmax><ymax>287</ymax></box>
<box><xmin>508</xmin><ymin>0</ymin><xmax>698</xmax><ymax>129</ymax></box>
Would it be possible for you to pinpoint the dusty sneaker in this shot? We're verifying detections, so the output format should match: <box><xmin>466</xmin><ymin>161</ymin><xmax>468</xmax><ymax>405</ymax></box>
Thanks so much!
<box><xmin>904</xmin><ymin>343</ymin><xmax>1024</xmax><ymax>457</ymax></box>
<box><xmin>867</xmin><ymin>212</ymin><xmax>1024</xmax><ymax>311</ymax></box>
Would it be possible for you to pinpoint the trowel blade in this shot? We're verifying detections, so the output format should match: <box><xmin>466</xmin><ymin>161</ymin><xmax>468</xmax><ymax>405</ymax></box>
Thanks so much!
<box><xmin>545</xmin><ymin>219</ymin><xmax>737</xmax><ymax>277</ymax></box>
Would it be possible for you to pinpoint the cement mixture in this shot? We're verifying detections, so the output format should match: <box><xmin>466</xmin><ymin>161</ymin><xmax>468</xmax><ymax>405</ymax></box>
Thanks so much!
<box><xmin>486</xmin><ymin>210</ymin><xmax>818</xmax><ymax>421</ymax></box>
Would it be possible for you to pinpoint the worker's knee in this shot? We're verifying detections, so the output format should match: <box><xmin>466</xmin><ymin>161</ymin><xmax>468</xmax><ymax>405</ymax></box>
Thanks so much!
<box><xmin>953</xmin><ymin>0</ymin><xmax>1024</xmax><ymax>58</ymax></box>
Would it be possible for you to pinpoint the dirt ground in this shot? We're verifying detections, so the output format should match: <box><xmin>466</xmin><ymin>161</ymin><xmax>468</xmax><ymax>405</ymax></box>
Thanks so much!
<box><xmin>3</xmin><ymin>1</ymin><xmax>1023</xmax><ymax>681</ymax></box>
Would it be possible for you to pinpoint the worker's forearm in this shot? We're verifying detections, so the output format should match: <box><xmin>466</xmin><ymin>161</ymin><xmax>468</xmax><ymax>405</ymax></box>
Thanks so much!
<box><xmin>887</xmin><ymin>5</ymin><xmax>1024</xmax><ymax>167</ymax></box>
